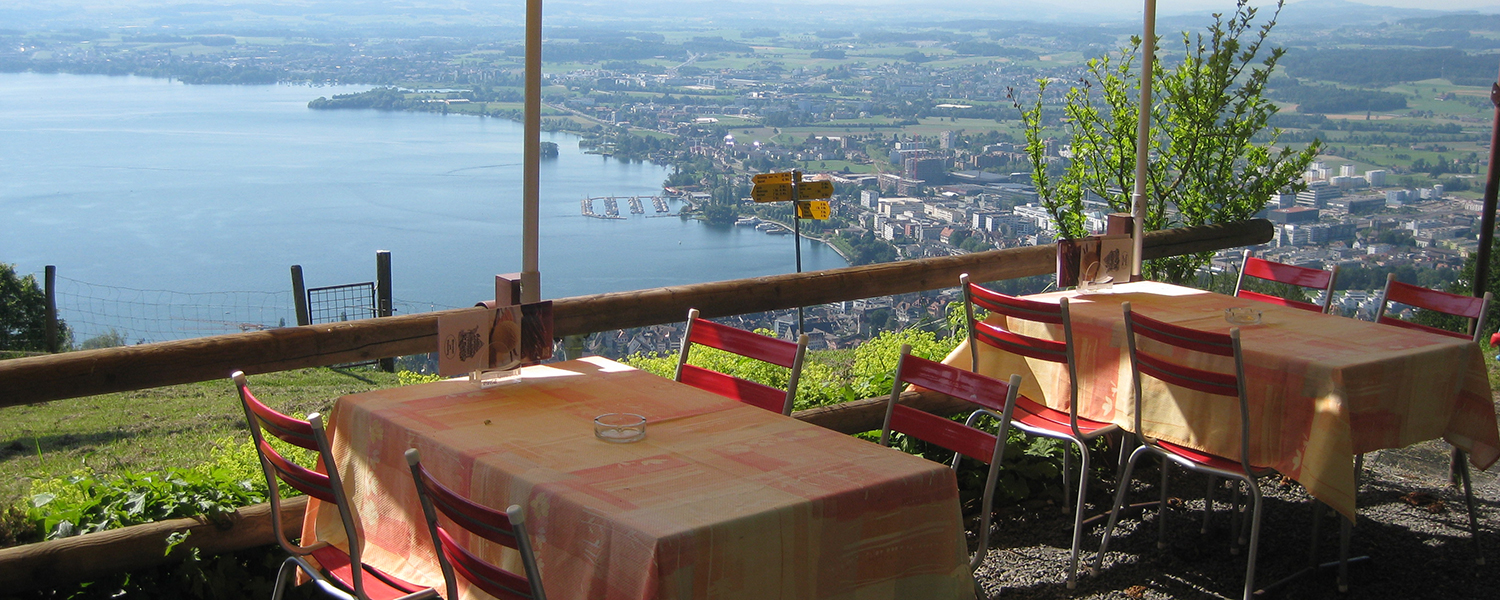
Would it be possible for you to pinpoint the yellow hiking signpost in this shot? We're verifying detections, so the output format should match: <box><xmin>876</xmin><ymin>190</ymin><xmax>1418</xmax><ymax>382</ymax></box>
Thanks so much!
<box><xmin>750</xmin><ymin>183</ymin><xmax>794</xmax><ymax>203</ymax></box>
<box><xmin>796</xmin><ymin>201</ymin><xmax>830</xmax><ymax>220</ymax></box>
<box><xmin>748</xmin><ymin>170</ymin><xmax>835</xmax><ymax>334</ymax></box>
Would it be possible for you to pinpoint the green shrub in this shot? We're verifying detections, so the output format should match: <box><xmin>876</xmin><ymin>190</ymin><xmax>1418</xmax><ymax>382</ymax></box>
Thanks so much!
<box><xmin>20</xmin><ymin>436</ymin><xmax>307</xmax><ymax>542</ymax></box>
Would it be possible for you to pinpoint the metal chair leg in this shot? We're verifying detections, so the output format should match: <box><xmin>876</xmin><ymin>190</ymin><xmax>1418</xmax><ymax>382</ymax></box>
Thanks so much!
<box><xmin>1094</xmin><ymin>444</ymin><xmax>1152</xmax><ymax>576</ymax></box>
<box><xmin>1230</xmin><ymin>480</ymin><xmax>1244</xmax><ymax>556</ymax></box>
<box><xmin>1202</xmin><ymin>475</ymin><xmax>1216</xmax><ymax>534</ymax></box>
<box><xmin>272</xmin><ymin>557</ymin><xmax>298</xmax><ymax>600</ymax></box>
<box><xmin>1062</xmin><ymin>445</ymin><xmax>1074</xmax><ymax>515</ymax></box>
<box><xmin>1157</xmin><ymin>456</ymin><xmax>1171</xmax><ymax>550</ymax></box>
<box><xmin>1240</xmin><ymin>479</ymin><xmax>1264</xmax><ymax>600</ymax></box>
<box><xmin>1456</xmin><ymin>449</ymin><xmax>1484</xmax><ymax>565</ymax></box>
<box><xmin>1066</xmin><ymin>439</ymin><xmax>1090</xmax><ymax>589</ymax></box>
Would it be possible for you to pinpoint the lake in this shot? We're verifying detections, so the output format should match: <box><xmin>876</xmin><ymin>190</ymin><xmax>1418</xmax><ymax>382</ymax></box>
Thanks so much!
<box><xmin>0</xmin><ymin>73</ymin><xmax>845</xmax><ymax>342</ymax></box>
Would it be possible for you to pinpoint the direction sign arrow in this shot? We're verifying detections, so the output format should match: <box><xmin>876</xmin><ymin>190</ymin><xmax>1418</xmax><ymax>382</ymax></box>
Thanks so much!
<box><xmin>751</xmin><ymin>182</ymin><xmax>794</xmax><ymax>203</ymax></box>
<box><xmin>796</xmin><ymin>200</ymin><xmax>831</xmax><ymax>220</ymax></box>
<box><xmin>798</xmin><ymin>180</ymin><xmax>834</xmax><ymax>200</ymax></box>
<box><xmin>752</xmin><ymin>172</ymin><xmax>794</xmax><ymax>185</ymax></box>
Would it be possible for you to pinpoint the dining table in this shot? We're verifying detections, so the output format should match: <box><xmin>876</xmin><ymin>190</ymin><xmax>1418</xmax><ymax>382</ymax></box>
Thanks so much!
<box><xmin>944</xmin><ymin>280</ymin><xmax>1500</xmax><ymax>521</ymax></box>
<box><xmin>302</xmin><ymin>356</ymin><xmax>976</xmax><ymax>600</ymax></box>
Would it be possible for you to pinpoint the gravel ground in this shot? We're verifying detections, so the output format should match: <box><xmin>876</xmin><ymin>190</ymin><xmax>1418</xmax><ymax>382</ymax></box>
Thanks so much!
<box><xmin>972</xmin><ymin>439</ymin><xmax>1500</xmax><ymax>599</ymax></box>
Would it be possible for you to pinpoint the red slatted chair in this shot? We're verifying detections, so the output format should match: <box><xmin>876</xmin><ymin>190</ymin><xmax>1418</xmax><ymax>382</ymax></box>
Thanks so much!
<box><xmin>674</xmin><ymin>308</ymin><xmax>809</xmax><ymax>415</ymax></box>
<box><xmin>879</xmin><ymin>344</ymin><xmax>1022</xmax><ymax>572</ymax></box>
<box><xmin>1374</xmin><ymin>273</ymin><xmax>1489</xmax><ymax>563</ymax></box>
<box><xmin>960</xmin><ymin>274</ymin><xmax>1120</xmax><ymax>588</ymax></box>
<box><xmin>405</xmin><ymin>449</ymin><xmax>547</xmax><ymax>600</ymax></box>
<box><xmin>1092</xmin><ymin>304</ymin><xmax>1274</xmax><ymax>600</ymax></box>
<box><xmin>231</xmin><ymin>372</ymin><xmax>437</xmax><ymax>600</ymax></box>
<box><xmin>1233</xmin><ymin>250</ymin><xmax>1339</xmax><ymax>313</ymax></box>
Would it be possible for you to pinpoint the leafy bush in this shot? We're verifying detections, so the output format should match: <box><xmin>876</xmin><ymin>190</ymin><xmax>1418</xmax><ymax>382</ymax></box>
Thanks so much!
<box><xmin>25</xmin><ymin>437</ymin><xmax>279</xmax><ymax>540</ymax></box>
<box><xmin>621</xmin><ymin>322</ymin><xmax>961</xmax><ymax>412</ymax></box>
<box><xmin>619</xmin><ymin>309</ymin><xmax>1073</xmax><ymax>512</ymax></box>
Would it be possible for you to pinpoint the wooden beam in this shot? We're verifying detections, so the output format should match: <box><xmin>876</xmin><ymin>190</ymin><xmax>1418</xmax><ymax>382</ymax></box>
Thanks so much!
<box><xmin>0</xmin><ymin>496</ymin><xmax>306</xmax><ymax>591</ymax></box>
<box><xmin>0</xmin><ymin>220</ymin><xmax>1271</xmax><ymax>407</ymax></box>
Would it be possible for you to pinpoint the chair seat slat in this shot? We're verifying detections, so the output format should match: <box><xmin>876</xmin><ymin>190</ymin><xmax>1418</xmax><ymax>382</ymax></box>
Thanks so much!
<box><xmin>678</xmin><ymin>365</ymin><xmax>788</xmax><ymax>413</ymax></box>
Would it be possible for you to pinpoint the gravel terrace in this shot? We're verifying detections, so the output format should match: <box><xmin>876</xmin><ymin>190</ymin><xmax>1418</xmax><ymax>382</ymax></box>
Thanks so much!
<box><xmin>972</xmin><ymin>439</ymin><xmax>1500</xmax><ymax>599</ymax></box>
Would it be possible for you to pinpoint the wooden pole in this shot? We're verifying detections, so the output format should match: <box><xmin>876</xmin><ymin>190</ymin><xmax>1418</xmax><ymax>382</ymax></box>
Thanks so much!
<box><xmin>0</xmin><ymin>221</ymin><xmax>1271</xmax><ymax>407</ymax></box>
<box><xmin>520</xmin><ymin>0</ymin><xmax>542</xmax><ymax>304</ymax></box>
<box><xmin>376</xmin><ymin>251</ymin><xmax>394</xmax><ymax>373</ymax></box>
<box><xmin>44</xmin><ymin>265</ymin><xmax>58</xmax><ymax>353</ymax></box>
<box><xmin>290</xmin><ymin>265</ymin><xmax>309</xmax><ymax>327</ymax></box>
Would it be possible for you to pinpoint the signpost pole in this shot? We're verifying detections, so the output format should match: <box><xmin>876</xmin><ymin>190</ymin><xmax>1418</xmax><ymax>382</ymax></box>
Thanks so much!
<box><xmin>793</xmin><ymin>171</ymin><xmax>804</xmax><ymax>335</ymax></box>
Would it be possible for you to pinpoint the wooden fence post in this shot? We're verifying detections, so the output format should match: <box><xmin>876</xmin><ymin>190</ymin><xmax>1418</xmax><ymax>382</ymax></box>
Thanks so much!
<box><xmin>290</xmin><ymin>265</ymin><xmax>309</xmax><ymax>327</ymax></box>
<box><xmin>44</xmin><ymin>266</ymin><xmax>58</xmax><ymax>353</ymax></box>
<box><xmin>376</xmin><ymin>251</ymin><xmax>394</xmax><ymax>372</ymax></box>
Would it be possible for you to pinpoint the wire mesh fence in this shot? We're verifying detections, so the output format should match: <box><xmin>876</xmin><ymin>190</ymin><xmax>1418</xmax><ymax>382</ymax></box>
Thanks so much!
<box><xmin>306</xmin><ymin>282</ymin><xmax>376</xmax><ymax>325</ymax></box>
<box><xmin>45</xmin><ymin>274</ymin><xmax>465</xmax><ymax>348</ymax></box>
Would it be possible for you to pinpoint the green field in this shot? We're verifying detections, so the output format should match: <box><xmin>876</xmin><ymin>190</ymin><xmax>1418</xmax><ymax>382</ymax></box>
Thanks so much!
<box><xmin>0</xmin><ymin>368</ymin><xmax>406</xmax><ymax>506</ymax></box>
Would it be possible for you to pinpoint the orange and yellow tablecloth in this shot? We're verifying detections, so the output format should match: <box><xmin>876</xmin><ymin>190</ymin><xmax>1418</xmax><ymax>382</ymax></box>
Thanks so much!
<box><xmin>945</xmin><ymin>281</ymin><xmax>1500</xmax><ymax>520</ymax></box>
<box><xmin>304</xmin><ymin>356</ymin><xmax>975</xmax><ymax>600</ymax></box>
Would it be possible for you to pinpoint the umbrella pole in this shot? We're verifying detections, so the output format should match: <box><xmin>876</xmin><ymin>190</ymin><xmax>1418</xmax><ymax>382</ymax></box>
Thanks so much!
<box><xmin>1472</xmin><ymin>64</ymin><xmax>1500</xmax><ymax>305</ymax></box>
<box><xmin>521</xmin><ymin>0</ymin><xmax>543</xmax><ymax>303</ymax></box>
<box><xmin>1130</xmin><ymin>0</ymin><xmax>1157</xmax><ymax>279</ymax></box>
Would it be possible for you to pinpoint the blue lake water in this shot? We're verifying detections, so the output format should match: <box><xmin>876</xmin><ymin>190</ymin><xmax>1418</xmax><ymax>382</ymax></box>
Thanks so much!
<box><xmin>0</xmin><ymin>73</ymin><xmax>844</xmax><ymax>341</ymax></box>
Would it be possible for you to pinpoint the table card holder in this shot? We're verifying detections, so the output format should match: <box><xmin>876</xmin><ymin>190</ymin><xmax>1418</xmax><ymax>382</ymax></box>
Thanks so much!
<box><xmin>438</xmin><ymin>304</ymin><xmax>523</xmax><ymax>385</ymax></box>
<box><xmin>436</xmin><ymin>275</ymin><xmax>555</xmax><ymax>387</ymax></box>
<box><xmin>483</xmin><ymin>275</ymin><xmax>555</xmax><ymax>366</ymax></box>
<box><xmin>1058</xmin><ymin>234</ymin><xmax>1133</xmax><ymax>290</ymax></box>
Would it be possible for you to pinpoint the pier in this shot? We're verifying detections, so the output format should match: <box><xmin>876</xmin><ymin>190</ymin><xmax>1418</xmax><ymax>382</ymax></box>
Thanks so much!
<box><xmin>581</xmin><ymin>195</ymin><xmax>676</xmax><ymax>219</ymax></box>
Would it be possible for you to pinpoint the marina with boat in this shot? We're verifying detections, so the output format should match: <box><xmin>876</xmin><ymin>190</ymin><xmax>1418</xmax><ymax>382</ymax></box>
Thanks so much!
<box><xmin>580</xmin><ymin>195</ymin><xmax>676</xmax><ymax>219</ymax></box>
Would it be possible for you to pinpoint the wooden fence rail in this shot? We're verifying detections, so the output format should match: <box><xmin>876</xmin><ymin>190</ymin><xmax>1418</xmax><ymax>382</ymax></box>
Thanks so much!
<box><xmin>0</xmin><ymin>220</ymin><xmax>1270</xmax><ymax>408</ymax></box>
<box><xmin>0</xmin><ymin>220</ymin><xmax>1270</xmax><ymax>590</ymax></box>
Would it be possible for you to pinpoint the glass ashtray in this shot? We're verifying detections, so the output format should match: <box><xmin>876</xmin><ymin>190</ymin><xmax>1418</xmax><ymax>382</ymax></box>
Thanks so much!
<box><xmin>1224</xmin><ymin>307</ymin><xmax>1263</xmax><ymax>326</ymax></box>
<box><xmin>594</xmin><ymin>413</ymin><xmax>647</xmax><ymax>443</ymax></box>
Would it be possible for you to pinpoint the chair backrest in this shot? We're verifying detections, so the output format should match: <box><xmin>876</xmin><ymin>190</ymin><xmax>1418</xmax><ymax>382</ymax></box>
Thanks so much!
<box><xmin>405</xmin><ymin>449</ymin><xmax>546</xmax><ymax>600</ymax></box>
<box><xmin>232</xmin><ymin>371</ymin><xmax>372</xmax><ymax>599</ymax></box>
<box><xmin>674</xmin><ymin>308</ymin><xmax>809</xmax><ymax>415</ymax></box>
<box><xmin>1234</xmin><ymin>250</ymin><xmax>1339</xmax><ymax>313</ymax></box>
<box><xmin>1377</xmin><ymin>273</ymin><xmax>1492</xmax><ymax>342</ymax></box>
<box><xmin>879</xmin><ymin>344</ymin><xmax>1021</xmax><ymax>571</ymax></box>
<box><xmin>1120</xmin><ymin>303</ymin><xmax>1254</xmax><ymax>473</ymax></box>
<box><xmin>960</xmin><ymin>273</ymin><xmax>1086</xmax><ymax>437</ymax></box>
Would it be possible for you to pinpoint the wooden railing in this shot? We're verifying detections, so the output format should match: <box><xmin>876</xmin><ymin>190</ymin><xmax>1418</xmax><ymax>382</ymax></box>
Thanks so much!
<box><xmin>0</xmin><ymin>220</ymin><xmax>1270</xmax><ymax>408</ymax></box>
<box><xmin>0</xmin><ymin>220</ymin><xmax>1270</xmax><ymax>590</ymax></box>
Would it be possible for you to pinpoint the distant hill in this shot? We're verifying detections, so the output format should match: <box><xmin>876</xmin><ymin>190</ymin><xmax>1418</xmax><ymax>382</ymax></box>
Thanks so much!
<box><xmin>1158</xmin><ymin>0</ymin><xmax>1461</xmax><ymax>32</ymax></box>
<box><xmin>1281</xmin><ymin>47</ymin><xmax>1498</xmax><ymax>86</ymax></box>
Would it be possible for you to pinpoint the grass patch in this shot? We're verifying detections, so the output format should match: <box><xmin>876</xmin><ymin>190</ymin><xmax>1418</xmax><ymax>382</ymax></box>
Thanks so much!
<box><xmin>0</xmin><ymin>367</ymin><xmax>403</xmax><ymax>507</ymax></box>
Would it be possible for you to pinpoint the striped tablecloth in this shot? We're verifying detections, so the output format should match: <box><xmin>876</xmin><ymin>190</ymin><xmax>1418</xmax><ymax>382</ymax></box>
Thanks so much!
<box><xmin>945</xmin><ymin>281</ymin><xmax>1500</xmax><ymax>520</ymax></box>
<box><xmin>304</xmin><ymin>356</ymin><xmax>975</xmax><ymax>600</ymax></box>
